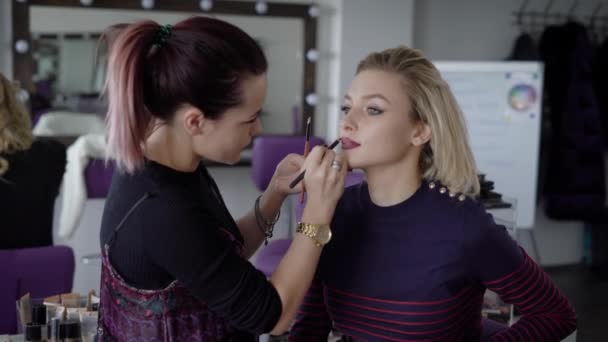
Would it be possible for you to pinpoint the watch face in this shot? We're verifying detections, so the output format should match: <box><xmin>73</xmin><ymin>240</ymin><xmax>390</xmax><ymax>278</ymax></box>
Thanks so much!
<box><xmin>317</xmin><ymin>227</ymin><xmax>332</xmax><ymax>244</ymax></box>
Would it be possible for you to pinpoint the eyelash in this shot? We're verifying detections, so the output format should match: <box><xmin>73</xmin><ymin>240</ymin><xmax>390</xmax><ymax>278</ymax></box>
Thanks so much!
<box><xmin>246</xmin><ymin>115</ymin><xmax>260</xmax><ymax>124</ymax></box>
<box><xmin>340</xmin><ymin>105</ymin><xmax>384</xmax><ymax>116</ymax></box>
<box><xmin>367</xmin><ymin>107</ymin><xmax>384</xmax><ymax>115</ymax></box>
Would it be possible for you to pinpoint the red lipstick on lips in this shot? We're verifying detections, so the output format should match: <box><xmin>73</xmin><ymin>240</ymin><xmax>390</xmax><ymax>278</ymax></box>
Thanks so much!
<box><xmin>341</xmin><ymin>137</ymin><xmax>360</xmax><ymax>150</ymax></box>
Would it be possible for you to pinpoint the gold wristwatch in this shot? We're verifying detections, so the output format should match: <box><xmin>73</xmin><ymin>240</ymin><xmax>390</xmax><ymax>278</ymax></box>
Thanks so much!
<box><xmin>296</xmin><ymin>222</ymin><xmax>332</xmax><ymax>247</ymax></box>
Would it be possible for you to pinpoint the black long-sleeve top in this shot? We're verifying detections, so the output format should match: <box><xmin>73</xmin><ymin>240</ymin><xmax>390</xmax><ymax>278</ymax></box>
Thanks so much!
<box><xmin>99</xmin><ymin>159</ymin><xmax>281</xmax><ymax>335</ymax></box>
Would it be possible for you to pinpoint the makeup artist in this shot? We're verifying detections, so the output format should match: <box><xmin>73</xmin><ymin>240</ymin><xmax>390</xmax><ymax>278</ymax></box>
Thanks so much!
<box><xmin>98</xmin><ymin>17</ymin><xmax>347</xmax><ymax>340</ymax></box>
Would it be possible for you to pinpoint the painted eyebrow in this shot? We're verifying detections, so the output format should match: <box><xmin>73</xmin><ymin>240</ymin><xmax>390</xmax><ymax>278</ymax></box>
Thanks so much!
<box><xmin>344</xmin><ymin>93</ymin><xmax>391</xmax><ymax>104</ymax></box>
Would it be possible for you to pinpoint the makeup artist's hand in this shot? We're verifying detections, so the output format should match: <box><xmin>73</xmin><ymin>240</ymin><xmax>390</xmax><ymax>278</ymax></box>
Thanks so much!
<box><xmin>267</xmin><ymin>153</ymin><xmax>306</xmax><ymax>197</ymax></box>
<box><xmin>300</xmin><ymin>146</ymin><xmax>347</xmax><ymax>223</ymax></box>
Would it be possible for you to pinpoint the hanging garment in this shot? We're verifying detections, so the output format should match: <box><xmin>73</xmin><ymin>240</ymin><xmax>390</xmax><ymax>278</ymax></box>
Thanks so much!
<box><xmin>540</xmin><ymin>22</ymin><xmax>606</xmax><ymax>220</ymax></box>
<box><xmin>508</xmin><ymin>32</ymin><xmax>540</xmax><ymax>61</ymax></box>
<box><xmin>592</xmin><ymin>37</ymin><xmax>608</xmax><ymax>148</ymax></box>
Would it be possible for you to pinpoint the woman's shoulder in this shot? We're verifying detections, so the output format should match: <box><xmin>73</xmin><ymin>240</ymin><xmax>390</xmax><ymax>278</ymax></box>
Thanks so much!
<box><xmin>451</xmin><ymin>190</ymin><xmax>516</xmax><ymax>253</ymax></box>
<box><xmin>30</xmin><ymin>138</ymin><xmax>67</xmax><ymax>161</ymax></box>
<box><xmin>421</xmin><ymin>180</ymin><xmax>504</xmax><ymax>240</ymax></box>
<box><xmin>419</xmin><ymin>180</ymin><xmax>475</xmax><ymax>218</ymax></box>
<box><xmin>3</xmin><ymin>138</ymin><xmax>66</xmax><ymax>165</ymax></box>
<box><xmin>1</xmin><ymin>138</ymin><xmax>66</xmax><ymax>180</ymax></box>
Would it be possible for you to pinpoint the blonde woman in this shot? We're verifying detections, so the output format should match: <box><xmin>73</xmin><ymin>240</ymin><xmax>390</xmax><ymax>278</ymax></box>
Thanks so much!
<box><xmin>290</xmin><ymin>46</ymin><xmax>576</xmax><ymax>341</ymax></box>
<box><xmin>0</xmin><ymin>72</ymin><xmax>66</xmax><ymax>249</ymax></box>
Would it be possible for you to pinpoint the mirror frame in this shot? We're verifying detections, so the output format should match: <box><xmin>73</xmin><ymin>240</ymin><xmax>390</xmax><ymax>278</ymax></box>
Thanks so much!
<box><xmin>12</xmin><ymin>0</ymin><xmax>318</xmax><ymax>135</ymax></box>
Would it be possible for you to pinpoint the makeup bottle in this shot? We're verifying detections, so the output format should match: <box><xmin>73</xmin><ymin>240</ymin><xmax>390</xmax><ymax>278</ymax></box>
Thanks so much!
<box><xmin>31</xmin><ymin>304</ymin><xmax>47</xmax><ymax>340</ymax></box>
<box><xmin>47</xmin><ymin>318</ymin><xmax>61</xmax><ymax>342</ymax></box>
<box><xmin>60</xmin><ymin>320</ymin><xmax>81</xmax><ymax>342</ymax></box>
<box><xmin>25</xmin><ymin>323</ymin><xmax>42</xmax><ymax>341</ymax></box>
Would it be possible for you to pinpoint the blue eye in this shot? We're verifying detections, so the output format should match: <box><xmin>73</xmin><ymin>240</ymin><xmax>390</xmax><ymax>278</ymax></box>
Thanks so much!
<box><xmin>367</xmin><ymin>107</ymin><xmax>384</xmax><ymax>115</ymax></box>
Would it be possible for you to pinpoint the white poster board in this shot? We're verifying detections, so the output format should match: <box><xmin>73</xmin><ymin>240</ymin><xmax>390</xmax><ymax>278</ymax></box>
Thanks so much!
<box><xmin>435</xmin><ymin>62</ymin><xmax>543</xmax><ymax>229</ymax></box>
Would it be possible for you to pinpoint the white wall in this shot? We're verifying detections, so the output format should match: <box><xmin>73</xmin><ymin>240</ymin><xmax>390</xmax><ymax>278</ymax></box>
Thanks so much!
<box><xmin>413</xmin><ymin>0</ymin><xmax>601</xmax><ymax>61</ymax></box>
<box><xmin>413</xmin><ymin>0</ymin><xmax>518</xmax><ymax>61</ymax></box>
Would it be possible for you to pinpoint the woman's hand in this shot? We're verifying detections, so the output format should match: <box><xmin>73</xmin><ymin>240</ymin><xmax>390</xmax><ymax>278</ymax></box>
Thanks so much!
<box><xmin>267</xmin><ymin>153</ymin><xmax>306</xmax><ymax>198</ymax></box>
<box><xmin>300</xmin><ymin>146</ymin><xmax>348</xmax><ymax>223</ymax></box>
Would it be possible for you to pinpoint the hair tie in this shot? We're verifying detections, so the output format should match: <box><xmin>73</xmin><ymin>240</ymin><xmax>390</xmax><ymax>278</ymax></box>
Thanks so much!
<box><xmin>153</xmin><ymin>24</ymin><xmax>172</xmax><ymax>49</ymax></box>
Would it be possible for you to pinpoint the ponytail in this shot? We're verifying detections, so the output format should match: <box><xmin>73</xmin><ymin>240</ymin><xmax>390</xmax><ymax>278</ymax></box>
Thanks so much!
<box><xmin>103</xmin><ymin>21</ymin><xmax>158</xmax><ymax>173</ymax></box>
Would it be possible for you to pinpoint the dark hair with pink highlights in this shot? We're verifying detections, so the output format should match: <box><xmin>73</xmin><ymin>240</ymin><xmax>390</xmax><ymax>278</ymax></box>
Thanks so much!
<box><xmin>103</xmin><ymin>16</ymin><xmax>267</xmax><ymax>173</ymax></box>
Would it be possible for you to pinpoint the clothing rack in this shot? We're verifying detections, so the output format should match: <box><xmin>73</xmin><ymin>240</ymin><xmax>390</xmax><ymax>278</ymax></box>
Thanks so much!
<box><xmin>512</xmin><ymin>0</ymin><xmax>608</xmax><ymax>39</ymax></box>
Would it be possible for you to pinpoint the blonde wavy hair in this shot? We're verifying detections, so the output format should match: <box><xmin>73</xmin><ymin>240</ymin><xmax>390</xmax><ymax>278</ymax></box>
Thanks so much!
<box><xmin>0</xmin><ymin>72</ymin><xmax>34</xmax><ymax>176</ymax></box>
<box><xmin>357</xmin><ymin>46</ymin><xmax>480</xmax><ymax>197</ymax></box>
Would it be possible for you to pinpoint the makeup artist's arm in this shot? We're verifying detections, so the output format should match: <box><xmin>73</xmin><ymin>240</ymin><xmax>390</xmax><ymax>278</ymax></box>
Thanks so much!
<box><xmin>289</xmin><ymin>273</ymin><xmax>332</xmax><ymax>340</ymax></box>
<box><xmin>236</xmin><ymin>153</ymin><xmax>305</xmax><ymax>259</ymax></box>
<box><xmin>268</xmin><ymin>146</ymin><xmax>347</xmax><ymax>335</ymax></box>
<box><xmin>140</xmin><ymin>147</ymin><xmax>344</xmax><ymax>336</ymax></box>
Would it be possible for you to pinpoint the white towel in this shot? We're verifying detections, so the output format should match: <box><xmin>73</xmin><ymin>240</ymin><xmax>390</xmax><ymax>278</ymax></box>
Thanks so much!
<box><xmin>58</xmin><ymin>134</ymin><xmax>107</xmax><ymax>239</ymax></box>
<box><xmin>33</xmin><ymin>111</ymin><xmax>105</xmax><ymax>137</ymax></box>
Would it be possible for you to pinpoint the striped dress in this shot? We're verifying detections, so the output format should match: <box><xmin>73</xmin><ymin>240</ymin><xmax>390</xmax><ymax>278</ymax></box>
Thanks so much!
<box><xmin>290</xmin><ymin>181</ymin><xmax>576</xmax><ymax>341</ymax></box>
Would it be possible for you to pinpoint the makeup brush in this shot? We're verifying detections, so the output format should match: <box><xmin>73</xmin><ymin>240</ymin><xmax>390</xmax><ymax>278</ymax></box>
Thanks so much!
<box><xmin>300</xmin><ymin>117</ymin><xmax>312</xmax><ymax>203</ymax></box>
<box><xmin>289</xmin><ymin>138</ymin><xmax>341</xmax><ymax>189</ymax></box>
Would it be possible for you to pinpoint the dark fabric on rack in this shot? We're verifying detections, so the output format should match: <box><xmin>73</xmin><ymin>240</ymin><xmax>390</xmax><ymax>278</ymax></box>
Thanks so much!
<box><xmin>539</xmin><ymin>22</ymin><xmax>606</xmax><ymax>220</ymax></box>
<box><xmin>508</xmin><ymin>32</ymin><xmax>539</xmax><ymax>60</ymax></box>
<box><xmin>593</xmin><ymin>37</ymin><xmax>608</xmax><ymax>148</ymax></box>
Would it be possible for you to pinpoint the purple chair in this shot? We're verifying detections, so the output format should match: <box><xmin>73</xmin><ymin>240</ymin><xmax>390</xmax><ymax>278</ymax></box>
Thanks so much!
<box><xmin>251</xmin><ymin>135</ymin><xmax>325</xmax><ymax>277</ymax></box>
<box><xmin>0</xmin><ymin>246</ymin><xmax>75</xmax><ymax>334</ymax></box>
<box><xmin>85</xmin><ymin>159</ymin><xmax>115</xmax><ymax>199</ymax></box>
<box><xmin>255</xmin><ymin>239</ymin><xmax>294</xmax><ymax>277</ymax></box>
<box><xmin>34</xmin><ymin>80</ymin><xmax>53</xmax><ymax>101</ymax></box>
<box><xmin>31</xmin><ymin>108</ymin><xmax>52</xmax><ymax>128</ymax></box>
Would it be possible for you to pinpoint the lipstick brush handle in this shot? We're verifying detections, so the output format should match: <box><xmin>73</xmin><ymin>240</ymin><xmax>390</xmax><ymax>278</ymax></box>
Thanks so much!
<box><xmin>289</xmin><ymin>139</ymin><xmax>340</xmax><ymax>189</ymax></box>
